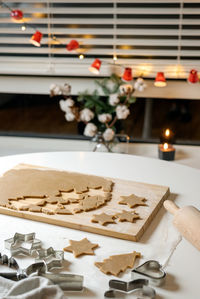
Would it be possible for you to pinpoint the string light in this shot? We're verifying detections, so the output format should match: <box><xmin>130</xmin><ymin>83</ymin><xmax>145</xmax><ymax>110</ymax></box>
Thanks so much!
<box><xmin>79</xmin><ymin>54</ymin><xmax>85</xmax><ymax>60</ymax></box>
<box><xmin>21</xmin><ymin>24</ymin><xmax>26</xmax><ymax>31</ymax></box>
<box><xmin>30</xmin><ymin>31</ymin><xmax>43</xmax><ymax>47</ymax></box>
<box><xmin>154</xmin><ymin>72</ymin><xmax>167</xmax><ymax>87</ymax></box>
<box><xmin>89</xmin><ymin>59</ymin><xmax>102</xmax><ymax>74</ymax></box>
<box><xmin>1</xmin><ymin>1</ymin><xmax>200</xmax><ymax>81</ymax></box>
<box><xmin>11</xmin><ymin>9</ymin><xmax>23</xmax><ymax>21</ymax></box>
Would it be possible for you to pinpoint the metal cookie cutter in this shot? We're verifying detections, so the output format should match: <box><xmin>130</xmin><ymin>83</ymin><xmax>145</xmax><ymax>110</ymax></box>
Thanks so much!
<box><xmin>132</xmin><ymin>260</ymin><xmax>166</xmax><ymax>287</ymax></box>
<box><xmin>5</xmin><ymin>232</ymin><xmax>42</xmax><ymax>256</ymax></box>
<box><xmin>34</xmin><ymin>247</ymin><xmax>64</xmax><ymax>271</ymax></box>
<box><xmin>0</xmin><ymin>258</ymin><xmax>83</xmax><ymax>291</ymax></box>
<box><xmin>104</xmin><ymin>279</ymin><xmax>156</xmax><ymax>298</ymax></box>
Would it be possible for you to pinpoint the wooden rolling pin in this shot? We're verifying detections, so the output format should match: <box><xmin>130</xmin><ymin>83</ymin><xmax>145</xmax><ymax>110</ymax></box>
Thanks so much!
<box><xmin>164</xmin><ymin>200</ymin><xmax>200</xmax><ymax>251</ymax></box>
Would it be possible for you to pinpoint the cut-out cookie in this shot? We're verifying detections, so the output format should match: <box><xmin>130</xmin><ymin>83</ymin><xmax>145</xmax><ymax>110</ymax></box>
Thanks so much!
<box><xmin>63</xmin><ymin>238</ymin><xmax>99</xmax><ymax>257</ymax></box>
<box><xmin>119</xmin><ymin>194</ymin><xmax>147</xmax><ymax>208</ymax></box>
<box><xmin>115</xmin><ymin>210</ymin><xmax>140</xmax><ymax>223</ymax></box>
<box><xmin>91</xmin><ymin>213</ymin><xmax>116</xmax><ymax>225</ymax></box>
<box><xmin>95</xmin><ymin>251</ymin><xmax>141</xmax><ymax>276</ymax></box>
<box><xmin>73</xmin><ymin>195</ymin><xmax>110</xmax><ymax>213</ymax></box>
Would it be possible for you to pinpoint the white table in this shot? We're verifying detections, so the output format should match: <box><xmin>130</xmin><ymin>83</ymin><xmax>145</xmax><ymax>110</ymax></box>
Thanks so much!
<box><xmin>0</xmin><ymin>151</ymin><xmax>199</xmax><ymax>299</ymax></box>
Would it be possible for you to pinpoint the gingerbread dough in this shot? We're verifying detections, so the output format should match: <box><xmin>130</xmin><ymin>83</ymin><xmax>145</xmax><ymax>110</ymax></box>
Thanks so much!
<box><xmin>95</xmin><ymin>251</ymin><xmax>141</xmax><ymax>276</ymax></box>
<box><xmin>119</xmin><ymin>194</ymin><xmax>147</xmax><ymax>208</ymax></box>
<box><xmin>115</xmin><ymin>210</ymin><xmax>140</xmax><ymax>222</ymax></box>
<box><xmin>91</xmin><ymin>213</ymin><xmax>116</xmax><ymax>225</ymax></box>
<box><xmin>0</xmin><ymin>168</ymin><xmax>113</xmax><ymax>213</ymax></box>
<box><xmin>63</xmin><ymin>238</ymin><xmax>99</xmax><ymax>257</ymax></box>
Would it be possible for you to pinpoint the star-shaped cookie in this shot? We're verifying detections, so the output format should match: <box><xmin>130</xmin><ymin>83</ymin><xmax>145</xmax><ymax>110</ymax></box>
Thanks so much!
<box><xmin>119</xmin><ymin>194</ymin><xmax>147</xmax><ymax>208</ymax></box>
<box><xmin>115</xmin><ymin>210</ymin><xmax>140</xmax><ymax>222</ymax></box>
<box><xmin>63</xmin><ymin>238</ymin><xmax>99</xmax><ymax>257</ymax></box>
<box><xmin>91</xmin><ymin>213</ymin><xmax>116</xmax><ymax>225</ymax></box>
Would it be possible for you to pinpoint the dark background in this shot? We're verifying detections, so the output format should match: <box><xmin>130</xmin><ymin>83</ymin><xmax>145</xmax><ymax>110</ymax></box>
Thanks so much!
<box><xmin>0</xmin><ymin>93</ymin><xmax>199</xmax><ymax>145</ymax></box>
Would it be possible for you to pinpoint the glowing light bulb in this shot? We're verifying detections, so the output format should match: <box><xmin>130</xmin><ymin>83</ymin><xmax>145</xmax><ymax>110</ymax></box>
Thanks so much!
<box><xmin>79</xmin><ymin>54</ymin><xmax>84</xmax><ymax>60</ymax></box>
<box><xmin>21</xmin><ymin>25</ymin><xmax>26</xmax><ymax>31</ymax></box>
<box><xmin>113</xmin><ymin>55</ymin><xmax>117</xmax><ymax>61</ymax></box>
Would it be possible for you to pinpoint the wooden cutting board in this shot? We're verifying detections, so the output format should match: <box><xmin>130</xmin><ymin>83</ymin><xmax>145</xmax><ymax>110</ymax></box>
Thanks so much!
<box><xmin>0</xmin><ymin>164</ymin><xmax>170</xmax><ymax>241</ymax></box>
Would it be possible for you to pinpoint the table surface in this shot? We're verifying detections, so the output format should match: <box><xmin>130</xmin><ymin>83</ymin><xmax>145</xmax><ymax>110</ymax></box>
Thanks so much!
<box><xmin>1</xmin><ymin>136</ymin><xmax>200</xmax><ymax>169</ymax></box>
<box><xmin>0</xmin><ymin>151</ymin><xmax>199</xmax><ymax>299</ymax></box>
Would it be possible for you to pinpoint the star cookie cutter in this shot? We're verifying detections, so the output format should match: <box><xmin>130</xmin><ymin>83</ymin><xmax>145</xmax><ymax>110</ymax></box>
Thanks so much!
<box><xmin>4</xmin><ymin>232</ymin><xmax>42</xmax><ymax>256</ymax></box>
<box><xmin>35</xmin><ymin>247</ymin><xmax>64</xmax><ymax>271</ymax></box>
<box><xmin>131</xmin><ymin>260</ymin><xmax>166</xmax><ymax>287</ymax></box>
<box><xmin>104</xmin><ymin>279</ymin><xmax>156</xmax><ymax>298</ymax></box>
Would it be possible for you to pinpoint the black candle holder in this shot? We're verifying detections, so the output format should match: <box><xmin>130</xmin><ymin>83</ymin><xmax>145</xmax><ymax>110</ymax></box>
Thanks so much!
<box><xmin>158</xmin><ymin>144</ymin><xmax>175</xmax><ymax>161</ymax></box>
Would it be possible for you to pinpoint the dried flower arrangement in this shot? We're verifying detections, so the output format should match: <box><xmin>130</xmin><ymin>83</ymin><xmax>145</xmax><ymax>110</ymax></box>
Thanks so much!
<box><xmin>50</xmin><ymin>74</ymin><xmax>146</xmax><ymax>141</ymax></box>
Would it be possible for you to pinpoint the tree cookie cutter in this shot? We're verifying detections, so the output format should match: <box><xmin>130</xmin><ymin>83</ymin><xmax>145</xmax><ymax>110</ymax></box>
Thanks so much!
<box><xmin>4</xmin><ymin>232</ymin><xmax>42</xmax><ymax>256</ymax></box>
<box><xmin>131</xmin><ymin>260</ymin><xmax>166</xmax><ymax>287</ymax></box>
<box><xmin>0</xmin><ymin>253</ymin><xmax>83</xmax><ymax>291</ymax></box>
<box><xmin>104</xmin><ymin>279</ymin><xmax>156</xmax><ymax>298</ymax></box>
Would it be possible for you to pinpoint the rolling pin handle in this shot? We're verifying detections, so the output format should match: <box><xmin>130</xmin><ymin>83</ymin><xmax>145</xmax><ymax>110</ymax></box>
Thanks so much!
<box><xmin>164</xmin><ymin>200</ymin><xmax>180</xmax><ymax>215</ymax></box>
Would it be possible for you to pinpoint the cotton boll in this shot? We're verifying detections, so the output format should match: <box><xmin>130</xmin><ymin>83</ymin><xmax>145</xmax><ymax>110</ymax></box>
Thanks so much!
<box><xmin>109</xmin><ymin>93</ymin><xmax>120</xmax><ymax>106</ymax></box>
<box><xmin>61</xmin><ymin>83</ymin><xmax>71</xmax><ymax>96</ymax></box>
<box><xmin>103</xmin><ymin>128</ymin><xmax>115</xmax><ymax>141</ymax></box>
<box><xmin>59</xmin><ymin>99</ymin><xmax>73</xmax><ymax>113</ymax></box>
<box><xmin>64</xmin><ymin>111</ymin><xmax>75</xmax><ymax>122</ymax></box>
<box><xmin>116</xmin><ymin>105</ymin><xmax>130</xmax><ymax>120</ymax></box>
<box><xmin>134</xmin><ymin>78</ymin><xmax>146</xmax><ymax>92</ymax></box>
<box><xmin>80</xmin><ymin>108</ymin><xmax>95</xmax><ymax>122</ymax></box>
<box><xmin>50</xmin><ymin>84</ymin><xmax>62</xmax><ymax>96</ymax></box>
<box><xmin>84</xmin><ymin>123</ymin><xmax>97</xmax><ymax>137</ymax></box>
<box><xmin>98</xmin><ymin>113</ymin><xmax>112</xmax><ymax>123</ymax></box>
<box><xmin>138</xmin><ymin>85</ymin><xmax>145</xmax><ymax>92</ymax></box>
<box><xmin>65</xmin><ymin>98</ymin><xmax>74</xmax><ymax>107</ymax></box>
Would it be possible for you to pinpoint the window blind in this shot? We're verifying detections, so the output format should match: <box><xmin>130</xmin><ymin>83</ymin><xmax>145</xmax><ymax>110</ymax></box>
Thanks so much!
<box><xmin>0</xmin><ymin>0</ymin><xmax>200</xmax><ymax>78</ymax></box>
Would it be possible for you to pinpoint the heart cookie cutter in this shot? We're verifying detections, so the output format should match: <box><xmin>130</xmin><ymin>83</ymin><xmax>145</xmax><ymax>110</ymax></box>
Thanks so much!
<box><xmin>132</xmin><ymin>260</ymin><xmax>166</xmax><ymax>286</ymax></box>
<box><xmin>104</xmin><ymin>279</ymin><xmax>156</xmax><ymax>298</ymax></box>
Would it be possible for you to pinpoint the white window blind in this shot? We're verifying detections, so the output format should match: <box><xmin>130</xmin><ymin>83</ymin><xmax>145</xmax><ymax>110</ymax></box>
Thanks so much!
<box><xmin>0</xmin><ymin>0</ymin><xmax>200</xmax><ymax>78</ymax></box>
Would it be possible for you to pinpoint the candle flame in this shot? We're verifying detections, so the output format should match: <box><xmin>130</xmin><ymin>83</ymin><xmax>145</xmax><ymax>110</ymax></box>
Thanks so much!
<box><xmin>164</xmin><ymin>143</ymin><xmax>168</xmax><ymax>150</ymax></box>
<box><xmin>165</xmin><ymin>129</ymin><xmax>170</xmax><ymax>137</ymax></box>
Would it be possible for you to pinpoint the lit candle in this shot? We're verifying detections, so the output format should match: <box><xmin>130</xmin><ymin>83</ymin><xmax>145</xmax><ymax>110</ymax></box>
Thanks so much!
<box><xmin>158</xmin><ymin>142</ymin><xmax>175</xmax><ymax>161</ymax></box>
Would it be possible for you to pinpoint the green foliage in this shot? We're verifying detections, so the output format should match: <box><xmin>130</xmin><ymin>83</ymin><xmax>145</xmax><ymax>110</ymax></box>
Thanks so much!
<box><xmin>95</xmin><ymin>73</ymin><xmax>123</xmax><ymax>95</ymax></box>
<box><xmin>128</xmin><ymin>97</ymin><xmax>136</xmax><ymax>104</ymax></box>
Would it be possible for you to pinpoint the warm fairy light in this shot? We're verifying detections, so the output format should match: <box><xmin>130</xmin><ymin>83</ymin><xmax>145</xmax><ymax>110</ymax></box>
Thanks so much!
<box><xmin>113</xmin><ymin>55</ymin><xmax>117</xmax><ymax>61</ymax></box>
<box><xmin>165</xmin><ymin>129</ymin><xmax>170</xmax><ymax>137</ymax></box>
<box><xmin>79</xmin><ymin>54</ymin><xmax>84</xmax><ymax>60</ymax></box>
<box><xmin>21</xmin><ymin>25</ymin><xmax>26</xmax><ymax>31</ymax></box>
<box><xmin>163</xmin><ymin>143</ymin><xmax>169</xmax><ymax>150</ymax></box>
<box><xmin>154</xmin><ymin>72</ymin><xmax>167</xmax><ymax>87</ymax></box>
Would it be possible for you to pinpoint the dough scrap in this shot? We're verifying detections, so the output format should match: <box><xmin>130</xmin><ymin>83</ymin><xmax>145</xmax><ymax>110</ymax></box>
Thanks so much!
<box><xmin>91</xmin><ymin>213</ymin><xmax>116</xmax><ymax>225</ymax></box>
<box><xmin>119</xmin><ymin>194</ymin><xmax>147</xmax><ymax>208</ymax></box>
<box><xmin>0</xmin><ymin>168</ymin><xmax>113</xmax><ymax>214</ymax></box>
<box><xmin>115</xmin><ymin>210</ymin><xmax>140</xmax><ymax>222</ymax></box>
<box><xmin>95</xmin><ymin>251</ymin><xmax>141</xmax><ymax>276</ymax></box>
<box><xmin>63</xmin><ymin>238</ymin><xmax>99</xmax><ymax>257</ymax></box>
<box><xmin>55</xmin><ymin>208</ymin><xmax>73</xmax><ymax>215</ymax></box>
